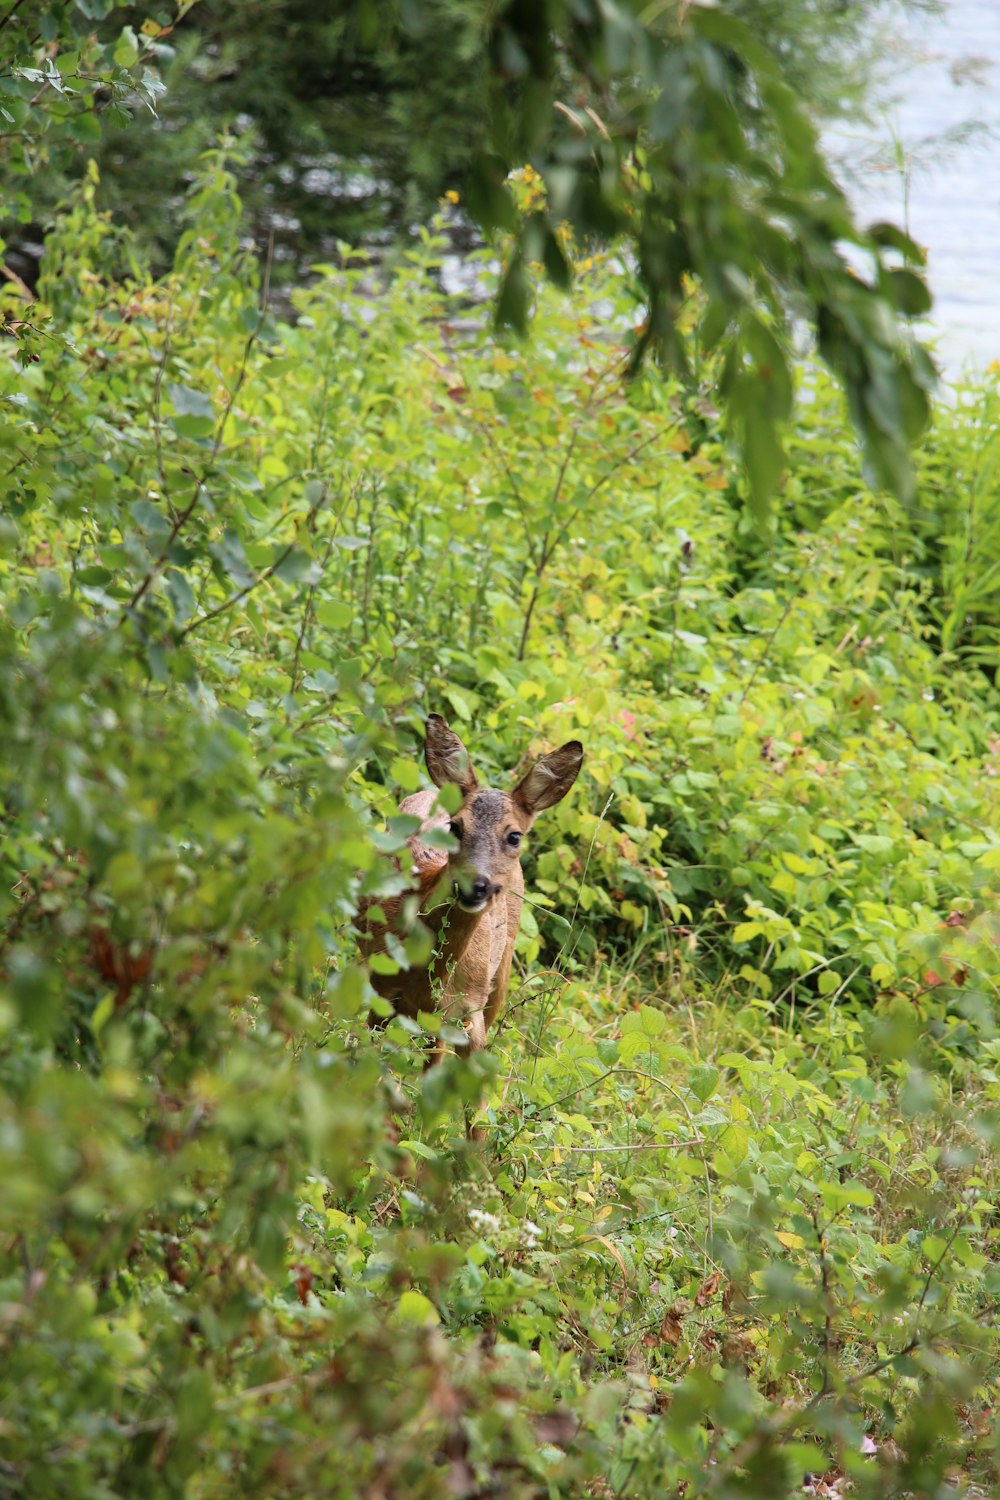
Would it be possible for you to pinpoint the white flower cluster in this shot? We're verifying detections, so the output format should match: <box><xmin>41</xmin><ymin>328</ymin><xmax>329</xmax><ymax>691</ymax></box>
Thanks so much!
<box><xmin>468</xmin><ymin>1208</ymin><xmax>502</xmax><ymax>1234</ymax></box>
<box><xmin>521</xmin><ymin>1219</ymin><xmax>543</xmax><ymax>1249</ymax></box>
<box><xmin>466</xmin><ymin>1208</ymin><xmax>543</xmax><ymax>1250</ymax></box>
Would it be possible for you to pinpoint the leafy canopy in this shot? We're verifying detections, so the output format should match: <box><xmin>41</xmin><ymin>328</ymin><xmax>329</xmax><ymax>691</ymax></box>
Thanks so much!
<box><xmin>5</xmin><ymin>0</ymin><xmax>936</xmax><ymax>512</ymax></box>
<box><xmin>355</xmin><ymin>0</ymin><xmax>938</xmax><ymax>509</ymax></box>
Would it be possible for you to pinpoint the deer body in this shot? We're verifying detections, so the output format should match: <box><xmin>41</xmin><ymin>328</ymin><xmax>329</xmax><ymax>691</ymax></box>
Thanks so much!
<box><xmin>363</xmin><ymin>715</ymin><xmax>583</xmax><ymax>1055</ymax></box>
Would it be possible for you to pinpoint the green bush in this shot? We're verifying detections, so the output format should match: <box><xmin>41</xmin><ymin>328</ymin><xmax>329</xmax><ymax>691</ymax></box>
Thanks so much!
<box><xmin>1</xmin><ymin>161</ymin><xmax>999</xmax><ymax>1495</ymax></box>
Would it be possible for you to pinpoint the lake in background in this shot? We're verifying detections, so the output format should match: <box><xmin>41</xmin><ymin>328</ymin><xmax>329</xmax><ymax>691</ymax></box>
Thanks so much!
<box><xmin>830</xmin><ymin>0</ymin><xmax>1000</xmax><ymax>375</ymax></box>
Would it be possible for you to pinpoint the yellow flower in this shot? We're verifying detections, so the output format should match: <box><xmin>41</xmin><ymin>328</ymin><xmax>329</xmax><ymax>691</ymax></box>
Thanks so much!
<box><xmin>444</xmin><ymin>189</ymin><xmax>459</xmax><ymax>205</ymax></box>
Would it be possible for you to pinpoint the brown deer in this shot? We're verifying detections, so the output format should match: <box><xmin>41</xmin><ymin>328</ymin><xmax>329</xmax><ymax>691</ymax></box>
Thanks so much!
<box><xmin>362</xmin><ymin>714</ymin><xmax>583</xmax><ymax>1056</ymax></box>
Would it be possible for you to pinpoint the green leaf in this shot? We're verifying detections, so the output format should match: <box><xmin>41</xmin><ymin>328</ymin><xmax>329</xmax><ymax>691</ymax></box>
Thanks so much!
<box><xmin>885</xmin><ymin>267</ymin><xmax>932</xmax><ymax>318</ymax></box>
<box><xmin>717</xmin><ymin>1122</ymin><xmax>749</xmax><ymax>1165</ymax></box>
<box><xmin>114</xmin><ymin>25</ymin><xmax>139</xmax><ymax>66</ymax></box>
<box><xmin>442</xmin><ymin>683</ymin><xmax>476</xmax><ymax>721</ymax></box>
<box><xmin>369</xmin><ymin>952</ymin><xmax>401</xmax><ymax>976</ymax></box>
<box><xmin>390</xmin><ymin>757</ymin><xmax>422</xmax><ymax>792</ymax></box>
<box><xmin>315</xmin><ymin>599</ymin><xmax>353</xmax><ymax>629</ymax></box>
<box><xmin>272</xmin><ymin>547</ymin><xmax>313</xmax><ymax>583</ymax></box>
<box><xmin>396</xmin><ymin>1290</ymin><xmax>440</xmax><ymax>1325</ymax></box>
<box><xmin>688</xmin><ymin>1065</ymin><xmax>720</xmax><ymax>1102</ymax></box>
<box><xmin>166</xmin><ymin>382</ymin><xmax>214</xmax><ymax>420</ymax></box>
<box><xmin>495</xmin><ymin>250</ymin><xmax>531</xmax><ymax>335</ymax></box>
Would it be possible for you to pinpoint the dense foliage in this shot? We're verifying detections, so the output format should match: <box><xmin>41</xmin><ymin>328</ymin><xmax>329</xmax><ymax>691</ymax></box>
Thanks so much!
<box><xmin>1</xmin><ymin>147</ymin><xmax>999</xmax><ymax>1493</ymax></box>
<box><xmin>29</xmin><ymin>0</ymin><xmax>931</xmax><ymax>275</ymax></box>
<box><xmin>3</xmin><ymin>2</ymin><xmax>1000</xmax><ymax>1496</ymax></box>
<box><xmin>5</xmin><ymin>0</ymin><xmax>937</xmax><ymax>507</ymax></box>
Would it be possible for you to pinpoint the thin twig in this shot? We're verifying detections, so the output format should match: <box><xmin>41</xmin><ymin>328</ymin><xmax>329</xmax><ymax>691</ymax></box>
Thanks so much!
<box><xmin>127</xmin><ymin>483</ymin><xmax>205</xmax><ymax>613</ymax></box>
<box><xmin>0</xmin><ymin>262</ymin><xmax>32</xmax><ymax>298</ymax></box>
<box><xmin>557</xmin><ymin>792</ymin><xmax>615</xmax><ymax>970</ymax></box>
<box><xmin>738</xmin><ymin>549</ymin><xmax>817</xmax><ymax>708</ymax></box>
<box><xmin>811</xmin><ymin>1205</ymin><xmax>833</xmax><ymax>1396</ymax></box>
<box><xmin>126</xmin><ymin>314</ymin><xmax>264</xmax><ymax>615</ymax></box>
<box><xmin>290</xmin><ymin>490</ymin><xmax>344</xmax><ymax>693</ymax></box>
<box><xmin>149</xmin><ymin>293</ymin><xmax>176</xmax><ymax>516</ymax></box>
<box><xmin>913</xmin><ymin>1217</ymin><xmax>965</xmax><ymax>1331</ymax></box>
<box><xmin>0</xmin><ymin>0</ymin><xmax>27</xmax><ymax>34</ymax></box>
<box><xmin>444</xmin><ymin>348</ymin><xmax>540</xmax><ymax>570</ymax></box>
<box><xmin>179</xmin><ymin>486</ymin><xmax>328</xmax><ymax>642</ymax></box>
<box><xmin>557</xmin><ymin>1138</ymin><xmax>707</xmax><ymax>1151</ymax></box>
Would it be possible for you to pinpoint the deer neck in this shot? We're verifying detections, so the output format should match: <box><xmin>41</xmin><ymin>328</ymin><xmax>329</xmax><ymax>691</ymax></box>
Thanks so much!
<box><xmin>420</xmin><ymin>869</ymin><xmax>488</xmax><ymax>966</ymax></box>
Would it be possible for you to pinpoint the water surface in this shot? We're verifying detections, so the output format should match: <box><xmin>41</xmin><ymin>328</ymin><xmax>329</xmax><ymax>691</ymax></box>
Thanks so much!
<box><xmin>831</xmin><ymin>0</ymin><xmax>1000</xmax><ymax>374</ymax></box>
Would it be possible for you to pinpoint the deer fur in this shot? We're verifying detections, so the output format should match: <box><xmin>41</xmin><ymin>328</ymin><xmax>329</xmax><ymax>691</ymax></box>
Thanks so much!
<box><xmin>362</xmin><ymin>714</ymin><xmax>583</xmax><ymax>1056</ymax></box>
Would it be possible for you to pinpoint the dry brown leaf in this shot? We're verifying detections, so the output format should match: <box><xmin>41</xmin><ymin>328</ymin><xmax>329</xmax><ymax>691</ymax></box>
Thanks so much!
<box><xmin>659</xmin><ymin>1306</ymin><xmax>684</xmax><ymax>1346</ymax></box>
<box><xmin>535</xmin><ymin>1408</ymin><xmax>577</xmax><ymax>1446</ymax></box>
<box><xmin>695</xmin><ymin>1271</ymin><xmax>722</xmax><ymax>1307</ymax></box>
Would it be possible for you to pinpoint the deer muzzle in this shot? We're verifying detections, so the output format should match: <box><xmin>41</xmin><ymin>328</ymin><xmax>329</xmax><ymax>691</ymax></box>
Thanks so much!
<box><xmin>452</xmin><ymin>872</ymin><xmax>501</xmax><ymax>913</ymax></box>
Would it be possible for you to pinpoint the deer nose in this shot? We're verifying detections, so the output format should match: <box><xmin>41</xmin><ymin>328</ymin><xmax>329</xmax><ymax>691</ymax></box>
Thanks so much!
<box><xmin>470</xmin><ymin>878</ymin><xmax>493</xmax><ymax>904</ymax></box>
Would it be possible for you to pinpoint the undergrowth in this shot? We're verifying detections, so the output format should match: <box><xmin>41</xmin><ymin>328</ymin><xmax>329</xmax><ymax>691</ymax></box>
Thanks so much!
<box><xmin>1</xmin><ymin>153</ymin><xmax>999</xmax><ymax>1496</ymax></box>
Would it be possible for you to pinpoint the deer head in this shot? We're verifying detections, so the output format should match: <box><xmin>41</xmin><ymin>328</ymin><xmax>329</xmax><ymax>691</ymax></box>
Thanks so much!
<box><xmin>424</xmin><ymin>713</ymin><xmax>583</xmax><ymax>914</ymax></box>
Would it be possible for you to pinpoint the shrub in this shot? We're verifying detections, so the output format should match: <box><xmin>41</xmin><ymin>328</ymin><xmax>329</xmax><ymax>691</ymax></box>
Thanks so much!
<box><xmin>1</xmin><ymin>164</ymin><xmax>998</xmax><ymax>1495</ymax></box>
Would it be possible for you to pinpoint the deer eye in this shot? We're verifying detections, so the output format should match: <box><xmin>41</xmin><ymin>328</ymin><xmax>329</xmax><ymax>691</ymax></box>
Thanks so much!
<box><xmin>506</xmin><ymin>830</ymin><xmax>522</xmax><ymax>848</ymax></box>
<box><xmin>448</xmin><ymin>819</ymin><xmax>463</xmax><ymax>840</ymax></box>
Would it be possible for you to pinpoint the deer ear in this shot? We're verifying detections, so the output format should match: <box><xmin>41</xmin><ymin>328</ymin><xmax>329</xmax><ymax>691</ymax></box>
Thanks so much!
<box><xmin>424</xmin><ymin>713</ymin><xmax>478</xmax><ymax>793</ymax></box>
<box><xmin>511</xmin><ymin>740</ymin><xmax>583</xmax><ymax>818</ymax></box>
